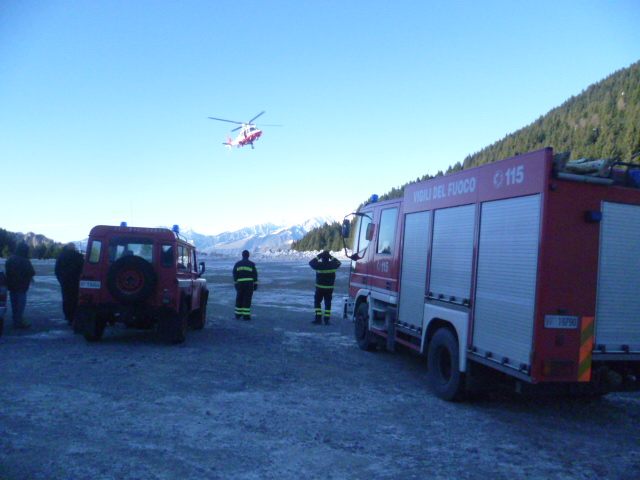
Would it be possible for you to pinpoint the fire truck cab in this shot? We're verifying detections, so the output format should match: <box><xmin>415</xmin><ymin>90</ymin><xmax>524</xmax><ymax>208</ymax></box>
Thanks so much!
<box><xmin>344</xmin><ymin>148</ymin><xmax>640</xmax><ymax>400</ymax></box>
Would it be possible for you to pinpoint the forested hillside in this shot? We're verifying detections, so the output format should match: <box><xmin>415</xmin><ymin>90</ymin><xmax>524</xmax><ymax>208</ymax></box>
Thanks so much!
<box><xmin>296</xmin><ymin>60</ymin><xmax>640</xmax><ymax>250</ymax></box>
<box><xmin>463</xmin><ymin>60</ymin><xmax>640</xmax><ymax>169</ymax></box>
<box><xmin>291</xmin><ymin>222</ymin><xmax>344</xmax><ymax>252</ymax></box>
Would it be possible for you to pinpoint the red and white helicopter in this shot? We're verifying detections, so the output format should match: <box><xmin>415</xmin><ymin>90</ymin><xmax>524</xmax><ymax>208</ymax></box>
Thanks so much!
<box><xmin>208</xmin><ymin>111</ymin><xmax>281</xmax><ymax>149</ymax></box>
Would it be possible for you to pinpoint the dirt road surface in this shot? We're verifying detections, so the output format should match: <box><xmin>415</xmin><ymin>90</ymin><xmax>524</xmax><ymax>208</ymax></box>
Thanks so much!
<box><xmin>1</xmin><ymin>258</ymin><xmax>639</xmax><ymax>479</ymax></box>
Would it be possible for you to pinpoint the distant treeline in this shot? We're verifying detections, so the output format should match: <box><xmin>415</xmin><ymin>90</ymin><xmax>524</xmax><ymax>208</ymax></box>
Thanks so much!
<box><xmin>0</xmin><ymin>228</ymin><xmax>64</xmax><ymax>259</ymax></box>
<box><xmin>291</xmin><ymin>222</ymin><xmax>346</xmax><ymax>252</ymax></box>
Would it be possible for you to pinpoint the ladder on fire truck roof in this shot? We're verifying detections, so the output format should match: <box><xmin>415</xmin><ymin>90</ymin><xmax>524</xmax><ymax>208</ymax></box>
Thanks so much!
<box><xmin>553</xmin><ymin>151</ymin><xmax>640</xmax><ymax>187</ymax></box>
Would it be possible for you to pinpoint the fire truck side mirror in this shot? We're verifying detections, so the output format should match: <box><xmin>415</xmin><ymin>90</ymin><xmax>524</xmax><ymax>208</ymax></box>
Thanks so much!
<box><xmin>365</xmin><ymin>223</ymin><xmax>375</xmax><ymax>241</ymax></box>
<box><xmin>341</xmin><ymin>219</ymin><xmax>350</xmax><ymax>238</ymax></box>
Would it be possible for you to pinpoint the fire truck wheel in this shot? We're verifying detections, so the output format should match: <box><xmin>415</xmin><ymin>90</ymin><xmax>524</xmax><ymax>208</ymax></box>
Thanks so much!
<box><xmin>80</xmin><ymin>306</ymin><xmax>106</xmax><ymax>342</ymax></box>
<box><xmin>189</xmin><ymin>291</ymin><xmax>208</xmax><ymax>330</ymax></box>
<box><xmin>354</xmin><ymin>302</ymin><xmax>376</xmax><ymax>351</ymax></box>
<box><xmin>427</xmin><ymin>328</ymin><xmax>465</xmax><ymax>401</ymax></box>
<box><xmin>106</xmin><ymin>256</ymin><xmax>157</xmax><ymax>305</ymax></box>
<box><xmin>159</xmin><ymin>304</ymin><xmax>188</xmax><ymax>345</ymax></box>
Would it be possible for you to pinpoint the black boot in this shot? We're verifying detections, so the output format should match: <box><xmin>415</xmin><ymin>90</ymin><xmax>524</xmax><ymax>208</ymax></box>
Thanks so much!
<box><xmin>323</xmin><ymin>316</ymin><xmax>331</xmax><ymax>325</ymax></box>
<box><xmin>311</xmin><ymin>315</ymin><xmax>322</xmax><ymax>325</ymax></box>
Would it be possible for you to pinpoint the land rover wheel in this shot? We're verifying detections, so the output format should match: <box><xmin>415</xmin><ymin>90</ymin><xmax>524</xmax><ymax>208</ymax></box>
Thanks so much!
<box><xmin>354</xmin><ymin>302</ymin><xmax>376</xmax><ymax>351</ymax></box>
<box><xmin>158</xmin><ymin>304</ymin><xmax>188</xmax><ymax>344</ymax></box>
<box><xmin>427</xmin><ymin>327</ymin><xmax>465</xmax><ymax>401</ymax></box>
<box><xmin>189</xmin><ymin>291</ymin><xmax>208</xmax><ymax>330</ymax></box>
<box><xmin>73</xmin><ymin>306</ymin><xmax>88</xmax><ymax>335</ymax></box>
<box><xmin>80</xmin><ymin>306</ymin><xmax>106</xmax><ymax>342</ymax></box>
<box><xmin>106</xmin><ymin>256</ymin><xmax>157</xmax><ymax>305</ymax></box>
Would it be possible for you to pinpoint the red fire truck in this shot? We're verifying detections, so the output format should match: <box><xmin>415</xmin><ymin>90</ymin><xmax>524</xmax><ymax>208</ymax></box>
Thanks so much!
<box><xmin>342</xmin><ymin>147</ymin><xmax>640</xmax><ymax>400</ymax></box>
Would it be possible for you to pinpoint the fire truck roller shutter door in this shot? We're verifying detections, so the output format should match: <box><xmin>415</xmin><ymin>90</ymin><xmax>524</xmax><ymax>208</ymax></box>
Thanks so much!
<box><xmin>429</xmin><ymin>204</ymin><xmax>475</xmax><ymax>303</ymax></box>
<box><xmin>472</xmin><ymin>194</ymin><xmax>541</xmax><ymax>369</ymax></box>
<box><xmin>398</xmin><ymin>211</ymin><xmax>431</xmax><ymax>328</ymax></box>
<box><xmin>595</xmin><ymin>202</ymin><xmax>640</xmax><ymax>352</ymax></box>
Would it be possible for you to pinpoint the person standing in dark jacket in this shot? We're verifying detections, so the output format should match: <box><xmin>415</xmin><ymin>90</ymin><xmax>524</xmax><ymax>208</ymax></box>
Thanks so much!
<box><xmin>55</xmin><ymin>242</ymin><xmax>84</xmax><ymax>324</ymax></box>
<box><xmin>309</xmin><ymin>250</ymin><xmax>341</xmax><ymax>325</ymax></box>
<box><xmin>233</xmin><ymin>250</ymin><xmax>258</xmax><ymax>320</ymax></box>
<box><xmin>4</xmin><ymin>243</ymin><xmax>35</xmax><ymax>329</ymax></box>
<box><xmin>0</xmin><ymin>271</ymin><xmax>7</xmax><ymax>336</ymax></box>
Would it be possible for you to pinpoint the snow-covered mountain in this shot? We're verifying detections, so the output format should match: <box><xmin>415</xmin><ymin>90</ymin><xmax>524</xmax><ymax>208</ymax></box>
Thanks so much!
<box><xmin>73</xmin><ymin>217</ymin><xmax>336</xmax><ymax>255</ymax></box>
<box><xmin>183</xmin><ymin>216</ymin><xmax>336</xmax><ymax>255</ymax></box>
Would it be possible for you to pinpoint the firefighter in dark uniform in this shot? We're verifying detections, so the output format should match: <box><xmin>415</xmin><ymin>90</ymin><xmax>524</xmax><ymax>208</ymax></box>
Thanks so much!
<box><xmin>233</xmin><ymin>250</ymin><xmax>258</xmax><ymax>320</ymax></box>
<box><xmin>309</xmin><ymin>250</ymin><xmax>341</xmax><ymax>325</ymax></box>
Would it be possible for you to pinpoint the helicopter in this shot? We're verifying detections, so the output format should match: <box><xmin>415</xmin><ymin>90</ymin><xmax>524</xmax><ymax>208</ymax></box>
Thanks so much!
<box><xmin>208</xmin><ymin>111</ymin><xmax>281</xmax><ymax>149</ymax></box>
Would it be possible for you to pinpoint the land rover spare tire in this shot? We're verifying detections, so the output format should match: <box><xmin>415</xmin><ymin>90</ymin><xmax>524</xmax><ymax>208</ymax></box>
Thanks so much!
<box><xmin>106</xmin><ymin>255</ymin><xmax>157</xmax><ymax>305</ymax></box>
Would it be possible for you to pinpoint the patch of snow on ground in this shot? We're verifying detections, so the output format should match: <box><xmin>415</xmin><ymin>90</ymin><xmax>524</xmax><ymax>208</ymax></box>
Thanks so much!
<box><xmin>202</xmin><ymin>249</ymin><xmax>350</xmax><ymax>262</ymax></box>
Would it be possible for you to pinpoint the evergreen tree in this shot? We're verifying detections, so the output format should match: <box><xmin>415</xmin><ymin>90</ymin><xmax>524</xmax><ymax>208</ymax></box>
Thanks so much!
<box><xmin>291</xmin><ymin>222</ymin><xmax>347</xmax><ymax>252</ymax></box>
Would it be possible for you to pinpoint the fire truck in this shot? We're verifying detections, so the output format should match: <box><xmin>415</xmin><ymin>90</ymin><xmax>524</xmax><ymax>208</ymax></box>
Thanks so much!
<box><xmin>342</xmin><ymin>147</ymin><xmax>640</xmax><ymax>400</ymax></box>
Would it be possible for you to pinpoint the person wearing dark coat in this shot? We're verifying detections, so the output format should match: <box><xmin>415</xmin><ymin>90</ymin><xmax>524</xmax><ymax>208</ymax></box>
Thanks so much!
<box><xmin>55</xmin><ymin>242</ymin><xmax>85</xmax><ymax>324</ymax></box>
<box><xmin>232</xmin><ymin>250</ymin><xmax>258</xmax><ymax>320</ymax></box>
<box><xmin>309</xmin><ymin>250</ymin><xmax>342</xmax><ymax>325</ymax></box>
<box><xmin>4</xmin><ymin>243</ymin><xmax>36</xmax><ymax>329</ymax></box>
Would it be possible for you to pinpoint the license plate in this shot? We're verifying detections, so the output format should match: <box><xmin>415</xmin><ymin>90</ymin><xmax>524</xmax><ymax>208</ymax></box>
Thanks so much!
<box><xmin>544</xmin><ymin>315</ymin><xmax>579</xmax><ymax>329</ymax></box>
<box><xmin>80</xmin><ymin>280</ymin><xmax>101</xmax><ymax>289</ymax></box>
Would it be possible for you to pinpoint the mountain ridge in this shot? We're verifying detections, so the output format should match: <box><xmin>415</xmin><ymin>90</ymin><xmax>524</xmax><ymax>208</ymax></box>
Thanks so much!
<box><xmin>183</xmin><ymin>216</ymin><xmax>335</xmax><ymax>255</ymax></box>
<box><xmin>69</xmin><ymin>217</ymin><xmax>336</xmax><ymax>255</ymax></box>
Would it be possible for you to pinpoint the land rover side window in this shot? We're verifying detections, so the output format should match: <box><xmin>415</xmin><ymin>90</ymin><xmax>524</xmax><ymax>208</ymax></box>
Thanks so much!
<box><xmin>161</xmin><ymin>245</ymin><xmax>174</xmax><ymax>267</ymax></box>
<box><xmin>177</xmin><ymin>245</ymin><xmax>191</xmax><ymax>271</ymax></box>
<box><xmin>88</xmin><ymin>240</ymin><xmax>102</xmax><ymax>263</ymax></box>
<box><xmin>377</xmin><ymin>208</ymin><xmax>398</xmax><ymax>254</ymax></box>
<box><xmin>192</xmin><ymin>250</ymin><xmax>198</xmax><ymax>272</ymax></box>
<box><xmin>354</xmin><ymin>214</ymin><xmax>372</xmax><ymax>257</ymax></box>
<box><xmin>108</xmin><ymin>237</ymin><xmax>154</xmax><ymax>262</ymax></box>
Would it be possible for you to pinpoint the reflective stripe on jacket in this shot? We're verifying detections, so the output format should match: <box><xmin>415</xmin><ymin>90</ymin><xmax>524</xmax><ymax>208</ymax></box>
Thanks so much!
<box><xmin>309</xmin><ymin>255</ymin><xmax>341</xmax><ymax>289</ymax></box>
<box><xmin>233</xmin><ymin>259</ymin><xmax>258</xmax><ymax>284</ymax></box>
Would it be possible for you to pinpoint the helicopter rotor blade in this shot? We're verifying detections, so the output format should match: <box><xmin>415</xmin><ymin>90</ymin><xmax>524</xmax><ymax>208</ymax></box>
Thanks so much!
<box><xmin>231</xmin><ymin>126</ymin><xmax>242</xmax><ymax>132</ymax></box>
<box><xmin>247</xmin><ymin>111</ymin><xmax>265</xmax><ymax>124</ymax></box>
<box><xmin>208</xmin><ymin>117</ymin><xmax>243</xmax><ymax>124</ymax></box>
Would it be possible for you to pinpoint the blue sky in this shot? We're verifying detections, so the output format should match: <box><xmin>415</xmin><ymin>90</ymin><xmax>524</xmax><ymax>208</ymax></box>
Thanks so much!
<box><xmin>1</xmin><ymin>0</ymin><xmax>639</xmax><ymax>242</ymax></box>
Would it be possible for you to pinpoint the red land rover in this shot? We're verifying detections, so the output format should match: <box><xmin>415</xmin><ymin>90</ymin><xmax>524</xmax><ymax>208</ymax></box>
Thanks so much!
<box><xmin>76</xmin><ymin>224</ymin><xmax>208</xmax><ymax>344</ymax></box>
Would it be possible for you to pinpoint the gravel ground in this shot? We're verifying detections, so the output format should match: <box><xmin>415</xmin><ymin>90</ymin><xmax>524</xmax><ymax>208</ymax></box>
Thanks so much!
<box><xmin>1</xmin><ymin>259</ymin><xmax>639</xmax><ymax>480</ymax></box>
